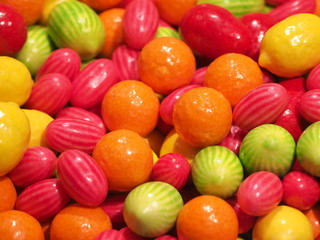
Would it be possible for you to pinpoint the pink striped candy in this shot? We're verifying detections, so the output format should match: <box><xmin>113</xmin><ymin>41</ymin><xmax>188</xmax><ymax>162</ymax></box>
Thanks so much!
<box><xmin>8</xmin><ymin>146</ymin><xmax>57</xmax><ymax>188</ymax></box>
<box><xmin>159</xmin><ymin>84</ymin><xmax>200</xmax><ymax>125</ymax></box>
<box><xmin>306</xmin><ymin>64</ymin><xmax>320</xmax><ymax>90</ymax></box>
<box><xmin>112</xmin><ymin>45</ymin><xmax>140</xmax><ymax>81</ymax></box>
<box><xmin>151</xmin><ymin>153</ymin><xmax>191</xmax><ymax>190</ymax></box>
<box><xmin>233</xmin><ymin>83</ymin><xmax>289</xmax><ymax>131</ymax></box>
<box><xmin>56</xmin><ymin>106</ymin><xmax>106</xmax><ymax>132</ymax></box>
<box><xmin>94</xmin><ymin>229</ymin><xmax>125</xmax><ymax>240</ymax></box>
<box><xmin>190</xmin><ymin>66</ymin><xmax>207</xmax><ymax>86</ymax></box>
<box><xmin>123</xmin><ymin>0</ymin><xmax>159</xmax><ymax>49</ymax></box>
<box><xmin>24</xmin><ymin>73</ymin><xmax>72</xmax><ymax>116</ymax></box>
<box><xmin>237</xmin><ymin>171</ymin><xmax>283</xmax><ymax>216</ymax></box>
<box><xmin>57</xmin><ymin>149</ymin><xmax>108</xmax><ymax>207</ymax></box>
<box><xmin>45</xmin><ymin>118</ymin><xmax>105</xmax><ymax>154</ymax></box>
<box><xmin>35</xmin><ymin>48</ymin><xmax>81</xmax><ymax>82</ymax></box>
<box><xmin>70</xmin><ymin>58</ymin><xmax>118</xmax><ymax>109</ymax></box>
<box><xmin>268</xmin><ymin>0</ymin><xmax>316</xmax><ymax>23</ymax></box>
<box><xmin>119</xmin><ymin>227</ymin><xmax>150</xmax><ymax>240</ymax></box>
<box><xmin>15</xmin><ymin>178</ymin><xmax>70</xmax><ymax>222</ymax></box>
<box><xmin>154</xmin><ymin>235</ymin><xmax>177</xmax><ymax>240</ymax></box>
<box><xmin>218</xmin><ymin>125</ymin><xmax>248</xmax><ymax>155</ymax></box>
<box><xmin>299</xmin><ymin>89</ymin><xmax>320</xmax><ymax>123</ymax></box>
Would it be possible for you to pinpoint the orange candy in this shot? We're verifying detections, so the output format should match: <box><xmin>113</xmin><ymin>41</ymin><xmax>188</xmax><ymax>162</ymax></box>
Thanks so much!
<box><xmin>138</xmin><ymin>37</ymin><xmax>196</xmax><ymax>95</ymax></box>
<box><xmin>173</xmin><ymin>87</ymin><xmax>233</xmax><ymax>148</ymax></box>
<box><xmin>204</xmin><ymin>53</ymin><xmax>264</xmax><ymax>107</ymax></box>
<box><xmin>177</xmin><ymin>195</ymin><xmax>239</xmax><ymax>240</ymax></box>
<box><xmin>144</xmin><ymin>128</ymin><xmax>166</xmax><ymax>156</ymax></box>
<box><xmin>0</xmin><ymin>0</ymin><xmax>45</xmax><ymax>25</ymax></box>
<box><xmin>92</xmin><ymin>129</ymin><xmax>154</xmax><ymax>192</ymax></box>
<box><xmin>0</xmin><ymin>210</ymin><xmax>44</xmax><ymax>240</ymax></box>
<box><xmin>304</xmin><ymin>205</ymin><xmax>320</xmax><ymax>239</ymax></box>
<box><xmin>155</xmin><ymin>0</ymin><xmax>197</xmax><ymax>26</ymax></box>
<box><xmin>50</xmin><ymin>204</ymin><xmax>112</xmax><ymax>240</ymax></box>
<box><xmin>0</xmin><ymin>176</ymin><xmax>17</xmax><ymax>213</ymax></box>
<box><xmin>99</xmin><ymin>8</ymin><xmax>125</xmax><ymax>58</ymax></box>
<box><xmin>315</xmin><ymin>0</ymin><xmax>320</xmax><ymax>16</ymax></box>
<box><xmin>101</xmin><ymin>80</ymin><xmax>159</xmax><ymax>137</ymax></box>
<box><xmin>78</xmin><ymin>0</ymin><xmax>122</xmax><ymax>11</ymax></box>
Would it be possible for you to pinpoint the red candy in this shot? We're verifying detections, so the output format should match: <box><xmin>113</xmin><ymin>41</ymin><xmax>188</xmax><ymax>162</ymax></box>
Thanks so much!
<box><xmin>94</xmin><ymin>229</ymin><xmax>125</xmax><ymax>240</ymax></box>
<box><xmin>218</xmin><ymin>125</ymin><xmax>248</xmax><ymax>155</ymax></box>
<box><xmin>306</xmin><ymin>63</ymin><xmax>320</xmax><ymax>90</ymax></box>
<box><xmin>299</xmin><ymin>89</ymin><xmax>320</xmax><ymax>123</ymax></box>
<box><xmin>57</xmin><ymin>149</ymin><xmax>108</xmax><ymax>207</ymax></box>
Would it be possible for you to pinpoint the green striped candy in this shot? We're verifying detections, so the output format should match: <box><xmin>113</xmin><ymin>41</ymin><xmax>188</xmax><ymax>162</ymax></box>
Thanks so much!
<box><xmin>47</xmin><ymin>0</ymin><xmax>106</xmax><ymax>60</ymax></box>
<box><xmin>192</xmin><ymin>146</ymin><xmax>243</xmax><ymax>199</ymax></box>
<box><xmin>297</xmin><ymin>121</ymin><xmax>320</xmax><ymax>177</ymax></box>
<box><xmin>155</xmin><ymin>27</ymin><xmax>181</xmax><ymax>40</ymax></box>
<box><xmin>123</xmin><ymin>181</ymin><xmax>183</xmax><ymax>238</ymax></box>
<box><xmin>15</xmin><ymin>25</ymin><xmax>55</xmax><ymax>77</ymax></box>
<box><xmin>239</xmin><ymin>124</ymin><xmax>296</xmax><ymax>177</ymax></box>
<box><xmin>197</xmin><ymin>0</ymin><xmax>265</xmax><ymax>17</ymax></box>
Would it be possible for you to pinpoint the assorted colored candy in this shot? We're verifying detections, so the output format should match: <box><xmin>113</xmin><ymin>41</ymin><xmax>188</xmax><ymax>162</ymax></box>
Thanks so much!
<box><xmin>1</xmin><ymin>0</ymin><xmax>320</xmax><ymax>239</ymax></box>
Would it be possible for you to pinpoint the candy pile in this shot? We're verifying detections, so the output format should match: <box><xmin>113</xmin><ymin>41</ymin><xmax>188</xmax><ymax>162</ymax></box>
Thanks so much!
<box><xmin>1</xmin><ymin>0</ymin><xmax>320</xmax><ymax>239</ymax></box>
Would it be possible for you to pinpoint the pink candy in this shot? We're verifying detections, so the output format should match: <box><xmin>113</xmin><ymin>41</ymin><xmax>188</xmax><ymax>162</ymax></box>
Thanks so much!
<box><xmin>299</xmin><ymin>89</ymin><xmax>320</xmax><ymax>123</ymax></box>
<box><xmin>94</xmin><ymin>229</ymin><xmax>125</xmax><ymax>240</ymax></box>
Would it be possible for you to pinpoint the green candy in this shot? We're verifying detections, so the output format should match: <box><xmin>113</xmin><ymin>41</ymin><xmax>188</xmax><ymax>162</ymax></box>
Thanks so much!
<box><xmin>297</xmin><ymin>121</ymin><xmax>320</xmax><ymax>177</ymax></box>
<box><xmin>197</xmin><ymin>0</ymin><xmax>265</xmax><ymax>17</ymax></box>
<box><xmin>192</xmin><ymin>146</ymin><xmax>243</xmax><ymax>199</ymax></box>
<box><xmin>47</xmin><ymin>0</ymin><xmax>105</xmax><ymax>60</ymax></box>
<box><xmin>15</xmin><ymin>25</ymin><xmax>55</xmax><ymax>77</ymax></box>
<box><xmin>239</xmin><ymin>124</ymin><xmax>296</xmax><ymax>177</ymax></box>
<box><xmin>155</xmin><ymin>27</ymin><xmax>181</xmax><ymax>40</ymax></box>
<box><xmin>123</xmin><ymin>181</ymin><xmax>183</xmax><ymax>238</ymax></box>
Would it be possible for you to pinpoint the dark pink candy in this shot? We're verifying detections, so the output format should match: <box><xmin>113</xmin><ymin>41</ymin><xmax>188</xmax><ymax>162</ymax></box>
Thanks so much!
<box><xmin>15</xmin><ymin>178</ymin><xmax>70</xmax><ymax>222</ymax></box>
<box><xmin>123</xmin><ymin>0</ymin><xmax>159</xmax><ymax>49</ymax></box>
<box><xmin>56</xmin><ymin>106</ymin><xmax>106</xmax><ymax>132</ymax></box>
<box><xmin>57</xmin><ymin>149</ymin><xmax>108</xmax><ymax>207</ymax></box>
<box><xmin>70</xmin><ymin>58</ymin><xmax>118</xmax><ymax>109</ymax></box>
<box><xmin>237</xmin><ymin>171</ymin><xmax>283</xmax><ymax>216</ymax></box>
<box><xmin>282</xmin><ymin>171</ymin><xmax>320</xmax><ymax>210</ymax></box>
<box><xmin>24</xmin><ymin>73</ymin><xmax>72</xmax><ymax>116</ymax></box>
<box><xmin>45</xmin><ymin>118</ymin><xmax>105</xmax><ymax>154</ymax></box>
<box><xmin>94</xmin><ymin>229</ymin><xmax>125</xmax><ymax>240</ymax></box>
<box><xmin>190</xmin><ymin>66</ymin><xmax>207</xmax><ymax>86</ymax></box>
<box><xmin>119</xmin><ymin>227</ymin><xmax>150</xmax><ymax>240</ymax></box>
<box><xmin>35</xmin><ymin>48</ymin><xmax>81</xmax><ymax>82</ymax></box>
<box><xmin>233</xmin><ymin>83</ymin><xmax>289</xmax><ymax>131</ymax></box>
<box><xmin>299</xmin><ymin>89</ymin><xmax>320</xmax><ymax>123</ymax></box>
<box><xmin>151</xmin><ymin>153</ymin><xmax>191</xmax><ymax>190</ymax></box>
<box><xmin>262</xmin><ymin>69</ymin><xmax>276</xmax><ymax>84</ymax></box>
<box><xmin>218</xmin><ymin>125</ymin><xmax>248</xmax><ymax>155</ymax></box>
<box><xmin>112</xmin><ymin>45</ymin><xmax>140</xmax><ymax>81</ymax></box>
<box><xmin>8</xmin><ymin>147</ymin><xmax>57</xmax><ymax>188</ymax></box>
<box><xmin>306</xmin><ymin>64</ymin><xmax>320</xmax><ymax>90</ymax></box>
<box><xmin>154</xmin><ymin>235</ymin><xmax>177</xmax><ymax>240</ymax></box>
<box><xmin>159</xmin><ymin>84</ymin><xmax>200</xmax><ymax>125</ymax></box>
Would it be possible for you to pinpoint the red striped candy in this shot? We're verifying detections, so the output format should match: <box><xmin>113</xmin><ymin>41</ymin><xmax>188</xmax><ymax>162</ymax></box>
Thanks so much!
<box><xmin>70</xmin><ymin>58</ymin><xmax>118</xmax><ymax>109</ymax></box>
<box><xmin>299</xmin><ymin>89</ymin><xmax>320</xmax><ymax>123</ymax></box>
<box><xmin>151</xmin><ymin>153</ymin><xmax>191</xmax><ymax>190</ymax></box>
<box><xmin>24</xmin><ymin>73</ymin><xmax>72</xmax><ymax>116</ymax></box>
<box><xmin>45</xmin><ymin>118</ymin><xmax>105</xmax><ymax>154</ymax></box>
<box><xmin>56</xmin><ymin>106</ymin><xmax>106</xmax><ymax>132</ymax></box>
<box><xmin>123</xmin><ymin>0</ymin><xmax>159</xmax><ymax>49</ymax></box>
<box><xmin>8</xmin><ymin>146</ymin><xmax>57</xmax><ymax>188</ymax></box>
<box><xmin>94</xmin><ymin>229</ymin><xmax>125</xmax><ymax>240</ymax></box>
<box><xmin>306</xmin><ymin>64</ymin><xmax>320</xmax><ymax>90</ymax></box>
<box><xmin>35</xmin><ymin>48</ymin><xmax>81</xmax><ymax>82</ymax></box>
<box><xmin>268</xmin><ymin>0</ymin><xmax>316</xmax><ymax>23</ymax></box>
<box><xmin>233</xmin><ymin>83</ymin><xmax>289</xmax><ymax>131</ymax></box>
<box><xmin>237</xmin><ymin>171</ymin><xmax>283</xmax><ymax>216</ymax></box>
<box><xmin>15</xmin><ymin>178</ymin><xmax>70</xmax><ymax>222</ymax></box>
<box><xmin>112</xmin><ymin>45</ymin><xmax>140</xmax><ymax>81</ymax></box>
<box><xmin>57</xmin><ymin>149</ymin><xmax>108</xmax><ymax>207</ymax></box>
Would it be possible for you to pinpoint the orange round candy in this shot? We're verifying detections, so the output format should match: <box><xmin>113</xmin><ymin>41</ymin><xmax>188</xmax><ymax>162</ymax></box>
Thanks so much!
<box><xmin>78</xmin><ymin>0</ymin><xmax>122</xmax><ymax>11</ymax></box>
<box><xmin>155</xmin><ymin>0</ymin><xmax>197</xmax><ymax>26</ymax></box>
<box><xmin>138</xmin><ymin>37</ymin><xmax>196</xmax><ymax>95</ymax></box>
<box><xmin>0</xmin><ymin>210</ymin><xmax>44</xmax><ymax>240</ymax></box>
<box><xmin>0</xmin><ymin>0</ymin><xmax>45</xmax><ymax>25</ymax></box>
<box><xmin>99</xmin><ymin>8</ymin><xmax>125</xmax><ymax>58</ymax></box>
<box><xmin>304</xmin><ymin>205</ymin><xmax>320</xmax><ymax>239</ymax></box>
<box><xmin>173</xmin><ymin>87</ymin><xmax>232</xmax><ymax>148</ymax></box>
<box><xmin>0</xmin><ymin>176</ymin><xmax>17</xmax><ymax>213</ymax></box>
<box><xmin>50</xmin><ymin>204</ymin><xmax>112</xmax><ymax>240</ymax></box>
<box><xmin>177</xmin><ymin>195</ymin><xmax>239</xmax><ymax>240</ymax></box>
<box><xmin>204</xmin><ymin>53</ymin><xmax>263</xmax><ymax>107</ymax></box>
<box><xmin>92</xmin><ymin>129</ymin><xmax>154</xmax><ymax>192</ymax></box>
<box><xmin>101</xmin><ymin>80</ymin><xmax>159</xmax><ymax>137</ymax></box>
<box><xmin>144</xmin><ymin>129</ymin><xmax>166</xmax><ymax>156</ymax></box>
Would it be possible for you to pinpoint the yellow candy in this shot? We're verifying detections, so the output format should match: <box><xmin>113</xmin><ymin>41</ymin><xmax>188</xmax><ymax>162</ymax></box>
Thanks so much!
<box><xmin>0</xmin><ymin>102</ymin><xmax>31</xmax><ymax>176</ymax></box>
<box><xmin>259</xmin><ymin>13</ymin><xmax>320</xmax><ymax>78</ymax></box>
<box><xmin>0</xmin><ymin>57</ymin><xmax>34</xmax><ymax>106</ymax></box>
<box><xmin>40</xmin><ymin>0</ymin><xmax>73</xmax><ymax>25</ymax></box>
<box><xmin>253</xmin><ymin>205</ymin><xmax>313</xmax><ymax>240</ymax></box>
<box><xmin>22</xmin><ymin>109</ymin><xmax>54</xmax><ymax>148</ymax></box>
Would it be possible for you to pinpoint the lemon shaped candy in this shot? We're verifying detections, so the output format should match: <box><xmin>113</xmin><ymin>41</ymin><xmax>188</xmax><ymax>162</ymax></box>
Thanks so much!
<box><xmin>22</xmin><ymin>109</ymin><xmax>54</xmax><ymax>148</ymax></box>
<box><xmin>0</xmin><ymin>57</ymin><xmax>34</xmax><ymax>106</ymax></box>
<box><xmin>259</xmin><ymin>13</ymin><xmax>320</xmax><ymax>78</ymax></box>
<box><xmin>0</xmin><ymin>102</ymin><xmax>31</xmax><ymax>176</ymax></box>
<box><xmin>253</xmin><ymin>205</ymin><xmax>313</xmax><ymax>240</ymax></box>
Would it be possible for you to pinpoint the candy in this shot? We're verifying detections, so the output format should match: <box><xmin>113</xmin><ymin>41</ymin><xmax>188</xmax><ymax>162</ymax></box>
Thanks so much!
<box><xmin>306</xmin><ymin>63</ymin><xmax>320</xmax><ymax>90</ymax></box>
<box><xmin>94</xmin><ymin>229</ymin><xmax>125</xmax><ymax>240</ymax></box>
<box><xmin>299</xmin><ymin>89</ymin><xmax>320</xmax><ymax>123</ymax></box>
